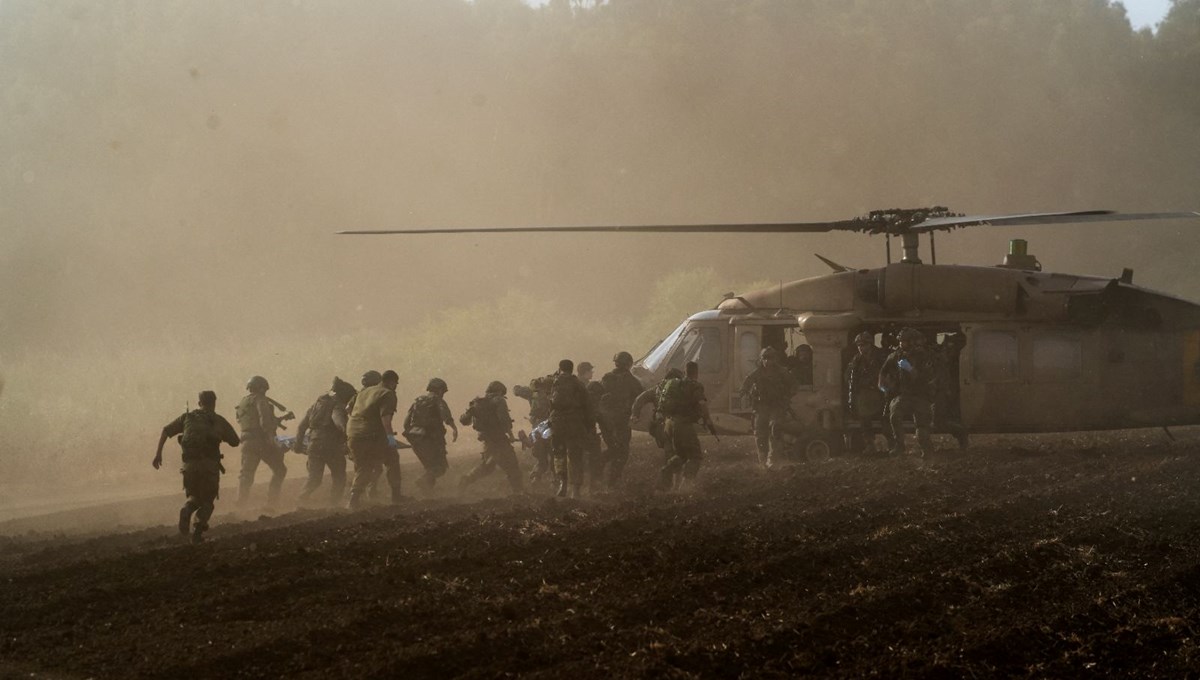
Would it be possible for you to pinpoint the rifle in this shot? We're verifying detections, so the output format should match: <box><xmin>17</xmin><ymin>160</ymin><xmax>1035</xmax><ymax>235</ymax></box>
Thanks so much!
<box><xmin>264</xmin><ymin>395</ymin><xmax>296</xmax><ymax>429</ymax></box>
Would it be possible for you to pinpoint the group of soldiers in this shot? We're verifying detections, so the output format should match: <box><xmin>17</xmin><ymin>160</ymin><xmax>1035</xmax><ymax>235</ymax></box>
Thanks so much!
<box><xmin>152</xmin><ymin>350</ymin><xmax>719</xmax><ymax>542</ymax></box>
<box><xmin>739</xmin><ymin>327</ymin><xmax>966</xmax><ymax>466</ymax></box>
<box><xmin>845</xmin><ymin>327</ymin><xmax>967</xmax><ymax>457</ymax></box>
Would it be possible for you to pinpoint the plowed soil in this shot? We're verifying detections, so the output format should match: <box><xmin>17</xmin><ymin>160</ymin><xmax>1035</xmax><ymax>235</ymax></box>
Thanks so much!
<box><xmin>3</xmin><ymin>431</ymin><xmax>1200</xmax><ymax>679</ymax></box>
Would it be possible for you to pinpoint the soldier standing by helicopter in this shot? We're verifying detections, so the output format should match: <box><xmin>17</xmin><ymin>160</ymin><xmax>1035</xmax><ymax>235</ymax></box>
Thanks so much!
<box><xmin>235</xmin><ymin>375</ymin><xmax>293</xmax><ymax>510</ymax></box>
<box><xmin>933</xmin><ymin>333</ymin><xmax>969</xmax><ymax>449</ymax></box>
<box><xmin>845</xmin><ymin>332</ymin><xmax>893</xmax><ymax>455</ymax></box>
<box><xmin>740</xmin><ymin>347</ymin><xmax>796</xmax><ymax>469</ymax></box>
<box><xmin>879</xmin><ymin>327</ymin><xmax>937</xmax><ymax>457</ymax></box>
<box><xmin>294</xmin><ymin>376</ymin><xmax>356</xmax><ymax>506</ymax></box>
<box><xmin>599</xmin><ymin>351</ymin><xmax>645</xmax><ymax>490</ymax></box>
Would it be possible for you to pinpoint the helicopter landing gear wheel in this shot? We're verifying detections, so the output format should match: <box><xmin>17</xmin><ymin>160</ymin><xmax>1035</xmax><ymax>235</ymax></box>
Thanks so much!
<box><xmin>805</xmin><ymin>436</ymin><xmax>834</xmax><ymax>462</ymax></box>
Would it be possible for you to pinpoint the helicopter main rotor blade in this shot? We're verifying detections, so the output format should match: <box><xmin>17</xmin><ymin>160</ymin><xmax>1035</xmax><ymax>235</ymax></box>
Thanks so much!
<box><xmin>911</xmin><ymin>211</ymin><xmax>1200</xmax><ymax>233</ymax></box>
<box><xmin>338</xmin><ymin>220</ymin><xmax>862</xmax><ymax>235</ymax></box>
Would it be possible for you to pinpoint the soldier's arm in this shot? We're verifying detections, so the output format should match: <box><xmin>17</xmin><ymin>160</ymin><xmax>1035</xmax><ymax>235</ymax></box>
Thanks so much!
<box><xmin>382</xmin><ymin>393</ymin><xmax>398</xmax><ymax>435</ymax></box>
<box><xmin>153</xmin><ymin>415</ymin><xmax>185</xmax><ymax>469</ymax></box>
<box><xmin>631</xmin><ymin>387</ymin><xmax>655</xmax><ymax>420</ymax></box>
<box><xmin>440</xmin><ymin>399</ymin><xmax>459</xmax><ymax>441</ymax></box>
<box><xmin>218</xmin><ymin>416</ymin><xmax>241</xmax><ymax>447</ymax></box>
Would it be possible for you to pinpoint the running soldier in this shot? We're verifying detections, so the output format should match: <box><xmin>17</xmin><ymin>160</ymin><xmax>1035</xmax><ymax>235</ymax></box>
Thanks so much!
<box><xmin>598</xmin><ymin>351</ymin><xmax>645</xmax><ymax>489</ymax></box>
<box><xmin>631</xmin><ymin>367</ymin><xmax>685</xmax><ymax>463</ymax></box>
<box><xmin>346</xmin><ymin>369</ymin><xmax>402</xmax><ymax>508</ymax></box>
<box><xmin>513</xmin><ymin>374</ymin><xmax>555</xmax><ymax>483</ymax></box>
<box><xmin>235</xmin><ymin>375</ymin><xmax>291</xmax><ymax>509</ymax></box>
<box><xmin>153</xmin><ymin>390</ymin><xmax>239</xmax><ymax>543</ymax></box>
<box><xmin>657</xmin><ymin>361</ymin><xmax>716</xmax><ymax>491</ymax></box>
<box><xmin>879</xmin><ymin>327</ymin><xmax>937</xmax><ymax>457</ymax></box>
<box><xmin>294</xmin><ymin>376</ymin><xmax>356</xmax><ymax>506</ymax></box>
<box><xmin>403</xmin><ymin>377</ymin><xmax>458</xmax><ymax>493</ymax></box>
<box><xmin>739</xmin><ymin>348</ymin><xmax>796</xmax><ymax>468</ymax></box>
<box><xmin>845</xmin><ymin>332</ymin><xmax>892</xmax><ymax>455</ymax></box>
<box><xmin>549</xmin><ymin>359</ymin><xmax>592</xmax><ymax>498</ymax></box>
<box><xmin>458</xmin><ymin>381</ymin><xmax>524</xmax><ymax>495</ymax></box>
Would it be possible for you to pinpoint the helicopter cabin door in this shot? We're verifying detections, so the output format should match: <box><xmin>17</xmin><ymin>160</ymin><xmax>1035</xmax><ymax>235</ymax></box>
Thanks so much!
<box><xmin>730</xmin><ymin>324</ymin><xmax>762</xmax><ymax>414</ymax></box>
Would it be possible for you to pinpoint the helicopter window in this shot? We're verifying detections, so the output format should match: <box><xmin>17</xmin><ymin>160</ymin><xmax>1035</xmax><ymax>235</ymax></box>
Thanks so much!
<box><xmin>640</xmin><ymin>322</ymin><xmax>688</xmax><ymax>373</ymax></box>
<box><xmin>973</xmin><ymin>331</ymin><xmax>1019</xmax><ymax>382</ymax></box>
<box><xmin>1032</xmin><ymin>336</ymin><xmax>1082</xmax><ymax>381</ymax></box>
<box><xmin>667</xmin><ymin>326</ymin><xmax>723</xmax><ymax>374</ymax></box>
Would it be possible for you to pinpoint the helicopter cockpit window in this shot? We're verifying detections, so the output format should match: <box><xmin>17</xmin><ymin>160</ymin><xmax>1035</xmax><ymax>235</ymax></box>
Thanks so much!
<box><xmin>1032</xmin><ymin>335</ymin><xmax>1082</xmax><ymax>382</ymax></box>
<box><xmin>973</xmin><ymin>331</ymin><xmax>1019</xmax><ymax>382</ymax></box>
<box><xmin>667</xmin><ymin>326</ymin><xmax>723</xmax><ymax>374</ymax></box>
<box><xmin>640</xmin><ymin>322</ymin><xmax>688</xmax><ymax>373</ymax></box>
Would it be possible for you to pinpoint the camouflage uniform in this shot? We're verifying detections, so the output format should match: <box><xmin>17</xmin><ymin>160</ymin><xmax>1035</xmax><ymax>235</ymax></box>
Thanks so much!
<box><xmin>582</xmin><ymin>377</ymin><xmax>608</xmax><ymax>494</ymax></box>
<box><xmin>879</xmin><ymin>336</ymin><xmax>937</xmax><ymax>456</ymax></box>
<box><xmin>598</xmin><ymin>359</ymin><xmax>645</xmax><ymax>488</ymax></box>
<box><xmin>403</xmin><ymin>390</ymin><xmax>455</xmax><ymax>492</ymax></box>
<box><xmin>236</xmin><ymin>389</ymin><xmax>287</xmax><ymax>507</ymax></box>
<box><xmin>295</xmin><ymin>382</ymin><xmax>353</xmax><ymax>506</ymax></box>
<box><xmin>933</xmin><ymin>336</ymin><xmax>969</xmax><ymax>449</ymax></box>
<box><xmin>549</xmin><ymin>370</ymin><xmax>593</xmax><ymax>498</ymax></box>
<box><xmin>514</xmin><ymin>375</ymin><xmax>554</xmax><ymax>483</ymax></box>
<box><xmin>346</xmin><ymin>383</ymin><xmax>401</xmax><ymax>506</ymax></box>
<box><xmin>740</xmin><ymin>350</ymin><xmax>796</xmax><ymax>467</ymax></box>
<box><xmin>160</xmin><ymin>407</ymin><xmax>239</xmax><ymax>540</ymax></box>
<box><xmin>459</xmin><ymin>385</ymin><xmax>523</xmax><ymax>494</ymax></box>
<box><xmin>845</xmin><ymin>340</ymin><xmax>892</xmax><ymax>454</ymax></box>
<box><xmin>658</xmin><ymin>376</ymin><xmax>708</xmax><ymax>490</ymax></box>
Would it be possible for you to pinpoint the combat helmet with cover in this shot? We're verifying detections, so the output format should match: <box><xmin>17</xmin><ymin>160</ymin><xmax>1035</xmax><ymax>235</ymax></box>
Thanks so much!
<box><xmin>854</xmin><ymin>331</ymin><xmax>874</xmax><ymax>345</ymax></box>
<box><xmin>427</xmin><ymin>377</ymin><xmax>448</xmax><ymax>394</ymax></box>
<box><xmin>613</xmin><ymin>351</ymin><xmax>634</xmax><ymax>368</ymax></box>
<box><xmin>486</xmin><ymin>380</ymin><xmax>507</xmax><ymax>396</ymax></box>
<box><xmin>361</xmin><ymin>370</ymin><xmax>382</xmax><ymax>388</ymax></box>
<box><xmin>246</xmin><ymin>375</ymin><xmax>269</xmax><ymax>392</ymax></box>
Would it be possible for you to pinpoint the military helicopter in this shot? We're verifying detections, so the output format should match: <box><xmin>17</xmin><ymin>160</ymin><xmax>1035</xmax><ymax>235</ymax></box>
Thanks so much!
<box><xmin>342</xmin><ymin>207</ymin><xmax>1200</xmax><ymax>458</ymax></box>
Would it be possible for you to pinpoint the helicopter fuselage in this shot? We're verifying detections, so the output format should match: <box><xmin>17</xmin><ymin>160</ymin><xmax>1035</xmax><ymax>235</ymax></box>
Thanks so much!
<box><xmin>632</xmin><ymin>260</ymin><xmax>1200</xmax><ymax>453</ymax></box>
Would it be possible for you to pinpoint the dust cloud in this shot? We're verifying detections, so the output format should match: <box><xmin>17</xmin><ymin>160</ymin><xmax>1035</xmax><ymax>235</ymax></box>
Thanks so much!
<box><xmin>1</xmin><ymin>0</ymin><xmax>1198</xmax><ymax>508</ymax></box>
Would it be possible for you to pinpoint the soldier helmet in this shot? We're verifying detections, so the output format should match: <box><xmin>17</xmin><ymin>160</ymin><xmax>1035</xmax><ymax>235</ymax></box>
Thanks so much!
<box><xmin>246</xmin><ymin>375</ymin><xmax>269</xmax><ymax>392</ymax></box>
<box><xmin>361</xmin><ymin>370</ymin><xmax>382</xmax><ymax>387</ymax></box>
<box><xmin>331</xmin><ymin>376</ymin><xmax>357</xmax><ymax>400</ymax></box>
<box><xmin>854</xmin><ymin>331</ymin><xmax>874</xmax><ymax>345</ymax></box>
<box><xmin>664</xmin><ymin>367</ymin><xmax>685</xmax><ymax>380</ymax></box>
<box><xmin>382</xmin><ymin>370</ymin><xmax>400</xmax><ymax>384</ymax></box>
<box><xmin>759</xmin><ymin>347</ymin><xmax>780</xmax><ymax>361</ymax></box>
<box><xmin>613</xmin><ymin>351</ymin><xmax>634</xmax><ymax>367</ymax></box>
<box><xmin>427</xmin><ymin>377</ymin><xmax>448</xmax><ymax>393</ymax></box>
<box><xmin>898</xmin><ymin>327</ymin><xmax>924</xmax><ymax>343</ymax></box>
<box><xmin>486</xmin><ymin>380</ymin><xmax>507</xmax><ymax>396</ymax></box>
<box><xmin>578</xmin><ymin>361</ymin><xmax>594</xmax><ymax>375</ymax></box>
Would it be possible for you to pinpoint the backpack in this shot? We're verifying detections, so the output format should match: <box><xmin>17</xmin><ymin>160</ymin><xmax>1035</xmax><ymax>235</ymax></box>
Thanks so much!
<box><xmin>405</xmin><ymin>394</ymin><xmax>443</xmax><ymax>438</ymax></box>
<box><xmin>656</xmin><ymin>378</ymin><xmax>685</xmax><ymax>417</ymax></box>
<box><xmin>467</xmin><ymin>396</ymin><xmax>502</xmax><ymax>434</ymax></box>
<box><xmin>180</xmin><ymin>409</ymin><xmax>217</xmax><ymax>448</ymax></box>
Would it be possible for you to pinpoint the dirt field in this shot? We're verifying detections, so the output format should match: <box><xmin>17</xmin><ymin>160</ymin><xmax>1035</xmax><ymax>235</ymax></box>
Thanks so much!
<box><xmin>3</xmin><ymin>431</ymin><xmax>1200</xmax><ymax>679</ymax></box>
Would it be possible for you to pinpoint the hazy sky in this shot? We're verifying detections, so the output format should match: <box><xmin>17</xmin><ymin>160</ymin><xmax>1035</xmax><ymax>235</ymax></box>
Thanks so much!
<box><xmin>1123</xmin><ymin>0</ymin><xmax>1172</xmax><ymax>29</ymax></box>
